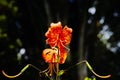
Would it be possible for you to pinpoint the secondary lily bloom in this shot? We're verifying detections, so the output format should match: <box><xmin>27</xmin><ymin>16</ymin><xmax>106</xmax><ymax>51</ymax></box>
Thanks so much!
<box><xmin>42</xmin><ymin>48</ymin><xmax>58</xmax><ymax>63</ymax></box>
<box><xmin>43</xmin><ymin>22</ymin><xmax>72</xmax><ymax>64</ymax></box>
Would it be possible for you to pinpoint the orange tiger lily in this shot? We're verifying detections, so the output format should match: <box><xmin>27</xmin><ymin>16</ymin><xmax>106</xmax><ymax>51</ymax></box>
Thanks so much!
<box><xmin>44</xmin><ymin>22</ymin><xmax>72</xmax><ymax>64</ymax></box>
<box><xmin>42</xmin><ymin>22</ymin><xmax>72</xmax><ymax>76</ymax></box>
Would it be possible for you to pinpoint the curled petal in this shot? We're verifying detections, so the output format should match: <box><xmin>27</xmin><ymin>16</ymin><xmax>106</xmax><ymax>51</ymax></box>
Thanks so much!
<box><xmin>45</xmin><ymin>22</ymin><xmax>62</xmax><ymax>47</ymax></box>
<box><xmin>59</xmin><ymin>48</ymin><xmax>67</xmax><ymax>64</ymax></box>
<box><xmin>42</xmin><ymin>48</ymin><xmax>58</xmax><ymax>63</ymax></box>
<box><xmin>45</xmin><ymin>23</ymin><xmax>62</xmax><ymax>37</ymax></box>
<box><xmin>42</xmin><ymin>47</ymin><xmax>67</xmax><ymax>64</ymax></box>
<box><xmin>56</xmin><ymin>44</ymin><xmax>68</xmax><ymax>64</ymax></box>
<box><xmin>60</xmin><ymin>26</ymin><xmax>73</xmax><ymax>45</ymax></box>
<box><xmin>46</xmin><ymin>38</ymin><xmax>57</xmax><ymax>47</ymax></box>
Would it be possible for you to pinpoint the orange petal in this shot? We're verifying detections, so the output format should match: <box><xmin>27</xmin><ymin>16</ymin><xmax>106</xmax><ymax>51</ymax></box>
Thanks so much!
<box><xmin>59</xmin><ymin>47</ymin><xmax>67</xmax><ymax>64</ymax></box>
<box><xmin>45</xmin><ymin>22</ymin><xmax>63</xmax><ymax>47</ymax></box>
<box><xmin>42</xmin><ymin>48</ymin><xmax>58</xmax><ymax>63</ymax></box>
<box><xmin>60</xmin><ymin>26</ymin><xmax>72</xmax><ymax>45</ymax></box>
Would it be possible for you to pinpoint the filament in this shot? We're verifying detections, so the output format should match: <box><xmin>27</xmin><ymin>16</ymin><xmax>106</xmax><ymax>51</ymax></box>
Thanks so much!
<box><xmin>50</xmin><ymin>63</ymin><xmax>53</xmax><ymax>76</ymax></box>
<box><xmin>40</xmin><ymin>66</ymin><xmax>50</xmax><ymax>74</ymax></box>
<box><xmin>53</xmin><ymin>64</ymin><xmax>57</xmax><ymax>74</ymax></box>
<box><xmin>39</xmin><ymin>63</ymin><xmax>55</xmax><ymax>77</ymax></box>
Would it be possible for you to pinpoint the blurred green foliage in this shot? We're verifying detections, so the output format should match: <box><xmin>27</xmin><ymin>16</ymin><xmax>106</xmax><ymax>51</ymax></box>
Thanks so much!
<box><xmin>0</xmin><ymin>0</ymin><xmax>21</xmax><ymax>49</ymax></box>
<box><xmin>0</xmin><ymin>0</ymin><xmax>18</xmax><ymax>13</ymax></box>
<box><xmin>84</xmin><ymin>77</ymin><xmax>96</xmax><ymax>80</ymax></box>
<box><xmin>0</xmin><ymin>0</ymin><xmax>20</xmax><ymax>60</ymax></box>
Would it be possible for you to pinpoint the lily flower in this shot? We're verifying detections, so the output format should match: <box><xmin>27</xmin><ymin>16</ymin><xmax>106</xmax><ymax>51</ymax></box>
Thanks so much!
<box><xmin>42</xmin><ymin>22</ymin><xmax>72</xmax><ymax>76</ymax></box>
<box><xmin>44</xmin><ymin>22</ymin><xmax>72</xmax><ymax>64</ymax></box>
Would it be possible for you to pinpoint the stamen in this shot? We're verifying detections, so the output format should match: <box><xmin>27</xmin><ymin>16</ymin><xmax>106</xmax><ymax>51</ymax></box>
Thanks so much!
<box><xmin>39</xmin><ymin>66</ymin><xmax>50</xmax><ymax>74</ymax></box>
<box><xmin>39</xmin><ymin>63</ymin><xmax>55</xmax><ymax>77</ymax></box>
<box><xmin>49</xmin><ymin>63</ymin><xmax>53</xmax><ymax>76</ymax></box>
<box><xmin>53</xmin><ymin>64</ymin><xmax>57</xmax><ymax>74</ymax></box>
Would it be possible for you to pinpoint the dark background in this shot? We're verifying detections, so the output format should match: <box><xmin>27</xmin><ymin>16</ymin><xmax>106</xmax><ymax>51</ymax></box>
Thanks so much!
<box><xmin>0</xmin><ymin>0</ymin><xmax>120</xmax><ymax>80</ymax></box>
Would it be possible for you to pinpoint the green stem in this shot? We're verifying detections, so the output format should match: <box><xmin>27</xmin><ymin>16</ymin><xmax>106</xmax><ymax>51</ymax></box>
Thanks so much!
<box><xmin>2</xmin><ymin>64</ymin><xmax>41</xmax><ymax>78</ymax></box>
<box><xmin>56</xmin><ymin>48</ymin><xmax>60</xmax><ymax>80</ymax></box>
<box><xmin>65</xmin><ymin>60</ymin><xmax>86</xmax><ymax>71</ymax></box>
<box><xmin>56</xmin><ymin>62</ymin><xmax>59</xmax><ymax>80</ymax></box>
<box><xmin>28</xmin><ymin>64</ymin><xmax>41</xmax><ymax>71</ymax></box>
<box><xmin>64</xmin><ymin>60</ymin><xmax>111</xmax><ymax>78</ymax></box>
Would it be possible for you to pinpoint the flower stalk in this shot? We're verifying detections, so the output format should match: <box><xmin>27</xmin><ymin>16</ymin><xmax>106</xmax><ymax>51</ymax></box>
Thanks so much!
<box><xmin>56</xmin><ymin>48</ymin><xmax>60</xmax><ymax>80</ymax></box>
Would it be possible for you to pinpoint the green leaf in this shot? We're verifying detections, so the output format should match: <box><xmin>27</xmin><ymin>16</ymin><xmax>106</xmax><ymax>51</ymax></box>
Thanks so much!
<box><xmin>8</xmin><ymin>0</ymin><xmax>14</xmax><ymax>8</ymax></box>
<box><xmin>21</xmin><ymin>65</ymin><xmax>29</xmax><ymax>73</ymax></box>
<box><xmin>84</xmin><ymin>77</ymin><xmax>89</xmax><ymax>80</ymax></box>
<box><xmin>58</xmin><ymin>70</ymin><xmax>64</xmax><ymax>76</ymax></box>
<box><xmin>0</xmin><ymin>15</ymin><xmax>6</xmax><ymax>21</ymax></box>
<box><xmin>13</xmin><ymin>6</ymin><xmax>18</xmax><ymax>13</ymax></box>
<box><xmin>0</xmin><ymin>0</ymin><xmax>8</xmax><ymax>6</ymax></box>
<box><xmin>2</xmin><ymin>33</ymin><xmax>7</xmax><ymax>37</ymax></box>
<box><xmin>9</xmin><ymin>44</ymin><xmax>15</xmax><ymax>49</ymax></box>
<box><xmin>16</xmin><ymin>38</ymin><xmax>22</xmax><ymax>47</ymax></box>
